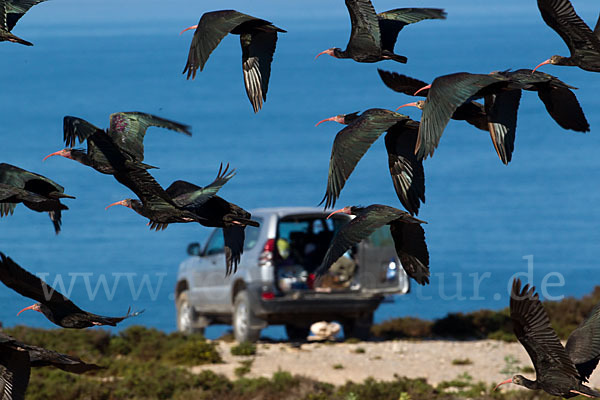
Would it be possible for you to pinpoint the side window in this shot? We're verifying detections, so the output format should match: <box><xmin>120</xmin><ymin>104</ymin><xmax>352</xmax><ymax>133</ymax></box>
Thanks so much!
<box><xmin>204</xmin><ymin>229</ymin><xmax>225</xmax><ymax>255</ymax></box>
<box><xmin>244</xmin><ymin>217</ymin><xmax>263</xmax><ymax>250</ymax></box>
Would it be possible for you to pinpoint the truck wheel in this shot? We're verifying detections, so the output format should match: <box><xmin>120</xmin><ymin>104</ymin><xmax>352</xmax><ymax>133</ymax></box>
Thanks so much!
<box><xmin>343</xmin><ymin>313</ymin><xmax>373</xmax><ymax>341</ymax></box>
<box><xmin>233</xmin><ymin>290</ymin><xmax>262</xmax><ymax>343</ymax></box>
<box><xmin>285</xmin><ymin>324</ymin><xmax>310</xmax><ymax>342</ymax></box>
<box><xmin>176</xmin><ymin>291</ymin><xmax>205</xmax><ymax>335</ymax></box>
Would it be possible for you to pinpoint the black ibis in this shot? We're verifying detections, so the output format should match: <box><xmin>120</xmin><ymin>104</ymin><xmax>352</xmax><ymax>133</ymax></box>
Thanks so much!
<box><xmin>0</xmin><ymin>163</ymin><xmax>75</xmax><ymax>234</ymax></box>
<box><xmin>0</xmin><ymin>0</ymin><xmax>47</xmax><ymax>46</ymax></box>
<box><xmin>165</xmin><ymin>174</ymin><xmax>260</xmax><ymax>275</ymax></box>
<box><xmin>181</xmin><ymin>10</ymin><xmax>286</xmax><ymax>113</ymax></box>
<box><xmin>0</xmin><ymin>252</ymin><xmax>143</xmax><ymax>329</ymax></box>
<box><xmin>317</xmin><ymin>205</ymin><xmax>429</xmax><ymax>285</ymax></box>
<box><xmin>1</xmin><ymin>332</ymin><xmax>101</xmax><ymax>400</ymax></box>
<box><xmin>533</xmin><ymin>0</ymin><xmax>600</xmax><ymax>73</ymax></box>
<box><xmin>316</xmin><ymin>1</ymin><xmax>446</xmax><ymax>64</ymax></box>
<box><xmin>378</xmin><ymin>69</ymin><xmax>489</xmax><ymax>131</ymax></box>
<box><xmin>397</xmin><ymin>70</ymin><xmax>588</xmax><ymax>163</ymax></box>
<box><xmin>104</xmin><ymin>165</ymin><xmax>226</xmax><ymax>230</ymax></box>
<box><xmin>44</xmin><ymin>112</ymin><xmax>191</xmax><ymax>175</ymax></box>
<box><xmin>495</xmin><ymin>279</ymin><xmax>600</xmax><ymax>398</ymax></box>
<box><xmin>395</xmin><ymin>72</ymin><xmax>511</xmax><ymax>160</ymax></box>
<box><xmin>316</xmin><ymin>108</ymin><xmax>425</xmax><ymax>216</ymax></box>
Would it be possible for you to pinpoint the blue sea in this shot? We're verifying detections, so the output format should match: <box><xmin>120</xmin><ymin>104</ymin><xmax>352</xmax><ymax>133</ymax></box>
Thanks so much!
<box><xmin>1</xmin><ymin>0</ymin><xmax>599</xmax><ymax>339</ymax></box>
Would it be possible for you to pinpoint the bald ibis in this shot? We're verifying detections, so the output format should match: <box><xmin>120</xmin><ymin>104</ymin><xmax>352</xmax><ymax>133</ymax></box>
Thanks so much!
<box><xmin>1</xmin><ymin>332</ymin><xmax>100</xmax><ymax>400</ymax></box>
<box><xmin>0</xmin><ymin>252</ymin><xmax>143</xmax><ymax>329</ymax></box>
<box><xmin>317</xmin><ymin>205</ymin><xmax>429</xmax><ymax>285</ymax></box>
<box><xmin>316</xmin><ymin>108</ymin><xmax>425</xmax><ymax>216</ymax></box>
<box><xmin>534</xmin><ymin>0</ymin><xmax>600</xmax><ymax>73</ymax></box>
<box><xmin>316</xmin><ymin>1</ymin><xmax>445</xmax><ymax>64</ymax></box>
<box><xmin>165</xmin><ymin>172</ymin><xmax>260</xmax><ymax>275</ymax></box>
<box><xmin>181</xmin><ymin>10</ymin><xmax>286</xmax><ymax>113</ymax></box>
<box><xmin>378</xmin><ymin>69</ymin><xmax>489</xmax><ymax>131</ymax></box>
<box><xmin>44</xmin><ymin>112</ymin><xmax>191</xmax><ymax>174</ymax></box>
<box><xmin>104</xmin><ymin>164</ymin><xmax>231</xmax><ymax>230</ymax></box>
<box><xmin>397</xmin><ymin>70</ymin><xmax>588</xmax><ymax>163</ymax></box>
<box><xmin>0</xmin><ymin>163</ymin><xmax>75</xmax><ymax>234</ymax></box>
<box><xmin>495</xmin><ymin>279</ymin><xmax>600</xmax><ymax>398</ymax></box>
<box><xmin>0</xmin><ymin>0</ymin><xmax>47</xmax><ymax>46</ymax></box>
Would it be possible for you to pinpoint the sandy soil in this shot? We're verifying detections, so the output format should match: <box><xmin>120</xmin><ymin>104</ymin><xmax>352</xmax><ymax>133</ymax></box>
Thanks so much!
<box><xmin>191</xmin><ymin>339</ymin><xmax>600</xmax><ymax>388</ymax></box>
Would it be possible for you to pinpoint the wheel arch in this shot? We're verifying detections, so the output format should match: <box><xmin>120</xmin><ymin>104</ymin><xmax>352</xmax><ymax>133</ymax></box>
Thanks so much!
<box><xmin>175</xmin><ymin>279</ymin><xmax>189</xmax><ymax>300</ymax></box>
<box><xmin>231</xmin><ymin>279</ymin><xmax>247</xmax><ymax>304</ymax></box>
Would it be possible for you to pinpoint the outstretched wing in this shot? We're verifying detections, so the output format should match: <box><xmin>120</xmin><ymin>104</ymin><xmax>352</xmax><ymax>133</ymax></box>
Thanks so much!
<box><xmin>6</xmin><ymin>0</ymin><xmax>46</xmax><ymax>31</ymax></box>
<box><xmin>317</xmin><ymin>205</ymin><xmax>423</xmax><ymax>276</ymax></box>
<box><xmin>63</xmin><ymin>116</ymin><xmax>104</xmax><ymax>148</ymax></box>
<box><xmin>417</xmin><ymin>73</ymin><xmax>506</xmax><ymax>159</ymax></box>
<box><xmin>320</xmin><ymin>109</ymin><xmax>407</xmax><ymax>210</ymax></box>
<box><xmin>389</xmin><ymin>220</ymin><xmax>429</xmax><ymax>285</ymax></box>
<box><xmin>242</xmin><ymin>30</ymin><xmax>281</xmax><ymax>113</ymax></box>
<box><xmin>384</xmin><ymin>120</ymin><xmax>425</xmax><ymax>216</ymax></box>
<box><xmin>0</xmin><ymin>252</ymin><xmax>84</xmax><ymax>314</ymax></box>
<box><xmin>565</xmin><ymin>303</ymin><xmax>600</xmax><ymax>382</ymax></box>
<box><xmin>0</xmin><ymin>345</ymin><xmax>30</xmax><ymax>400</ymax></box>
<box><xmin>345</xmin><ymin>0</ymin><xmax>381</xmax><ymax>54</ymax></box>
<box><xmin>109</xmin><ymin>112</ymin><xmax>191</xmax><ymax>162</ymax></box>
<box><xmin>183</xmin><ymin>10</ymin><xmax>259</xmax><ymax>79</ymax></box>
<box><xmin>0</xmin><ymin>183</ymin><xmax>46</xmax><ymax>217</ymax></box>
<box><xmin>485</xmin><ymin>90</ymin><xmax>522</xmax><ymax>165</ymax></box>
<box><xmin>510</xmin><ymin>279</ymin><xmax>581</xmax><ymax>380</ymax></box>
<box><xmin>537</xmin><ymin>86</ymin><xmax>589</xmax><ymax>132</ymax></box>
<box><xmin>377</xmin><ymin>8</ymin><xmax>446</xmax><ymax>52</ymax></box>
<box><xmin>377</xmin><ymin>69</ymin><xmax>430</xmax><ymax>96</ymax></box>
<box><xmin>537</xmin><ymin>0</ymin><xmax>600</xmax><ymax>57</ymax></box>
<box><xmin>223</xmin><ymin>226</ymin><xmax>246</xmax><ymax>276</ymax></box>
<box><xmin>167</xmin><ymin>163</ymin><xmax>235</xmax><ymax>208</ymax></box>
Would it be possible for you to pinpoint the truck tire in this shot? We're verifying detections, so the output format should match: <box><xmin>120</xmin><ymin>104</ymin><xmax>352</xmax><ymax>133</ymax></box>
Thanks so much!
<box><xmin>233</xmin><ymin>290</ymin><xmax>262</xmax><ymax>343</ymax></box>
<box><xmin>343</xmin><ymin>312</ymin><xmax>373</xmax><ymax>341</ymax></box>
<box><xmin>176</xmin><ymin>291</ymin><xmax>205</xmax><ymax>335</ymax></box>
<box><xmin>285</xmin><ymin>324</ymin><xmax>311</xmax><ymax>342</ymax></box>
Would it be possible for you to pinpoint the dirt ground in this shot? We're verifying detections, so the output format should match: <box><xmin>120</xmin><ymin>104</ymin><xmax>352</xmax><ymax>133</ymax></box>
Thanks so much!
<box><xmin>191</xmin><ymin>339</ymin><xmax>600</xmax><ymax>388</ymax></box>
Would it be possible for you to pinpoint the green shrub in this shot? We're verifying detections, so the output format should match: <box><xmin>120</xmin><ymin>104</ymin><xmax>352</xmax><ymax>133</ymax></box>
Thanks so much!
<box><xmin>230</xmin><ymin>341</ymin><xmax>257</xmax><ymax>356</ymax></box>
<box><xmin>165</xmin><ymin>339</ymin><xmax>222</xmax><ymax>365</ymax></box>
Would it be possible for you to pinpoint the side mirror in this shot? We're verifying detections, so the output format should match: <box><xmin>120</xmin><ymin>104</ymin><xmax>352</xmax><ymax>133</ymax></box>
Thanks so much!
<box><xmin>187</xmin><ymin>242</ymin><xmax>202</xmax><ymax>256</ymax></box>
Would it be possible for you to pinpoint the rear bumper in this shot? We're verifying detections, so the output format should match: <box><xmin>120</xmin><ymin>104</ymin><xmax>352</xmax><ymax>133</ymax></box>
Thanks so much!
<box><xmin>247</xmin><ymin>284</ymin><xmax>383</xmax><ymax>321</ymax></box>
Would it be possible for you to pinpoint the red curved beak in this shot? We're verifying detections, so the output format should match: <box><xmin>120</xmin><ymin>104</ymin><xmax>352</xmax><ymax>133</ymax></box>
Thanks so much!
<box><xmin>43</xmin><ymin>150</ymin><xmax>65</xmax><ymax>161</ymax></box>
<box><xmin>413</xmin><ymin>84</ymin><xmax>431</xmax><ymax>96</ymax></box>
<box><xmin>493</xmin><ymin>378</ymin><xmax>512</xmax><ymax>391</ymax></box>
<box><xmin>105</xmin><ymin>200</ymin><xmax>128</xmax><ymax>210</ymax></box>
<box><xmin>396</xmin><ymin>102</ymin><xmax>420</xmax><ymax>111</ymax></box>
<box><xmin>17</xmin><ymin>304</ymin><xmax>38</xmax><ymax>316</ymax></box>
<box><xmin>315</xmin><ymin>115</ymin><xmax>344</xmax><ymax>127</ymax></box>
<box><xmin>532</xmin><ymin>59</ymin><xmax>551</xmax><ymax>73</ymax></box>
<box><xmin>327</xmin><ymin>206</ymin><xmax>351</xmax><ymax>219</ymax></box>
<box><xmin>180</xmin><ymin>24</ymin><xmax>198</xmax><ymax>35</ymax></box>
<box><xmin>315</xmin><ymin>49</ymin><xmax>333</xmax><ymax>60</ymax></box>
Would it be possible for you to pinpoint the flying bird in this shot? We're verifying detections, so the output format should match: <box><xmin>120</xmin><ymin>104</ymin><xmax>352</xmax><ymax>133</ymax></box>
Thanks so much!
<box><xmin>397</xmin><ymin>70</ymin><xmax>588</xmax><ymax>163</ymax></box>
<box><xmin>316</xmin><ymin>1</ymin><xmax>446</xmax><ymax>64</ymax></box>
<box><xmin>378</xmin><ymin>69</ymin><xmax>489</xmax><ymax>131</ymax></box>
<box><xmin>316</xmin><ymin>108</ymin><xmax>425</xmax><ymax>215</ymax></box>
<box><xmin>0</xmin><ymin>252</ymin><xmax>143</xmax><ymax>329</ymax></box>
<box><xmin>181</xmin><ymin>10</ymin><xmax>286</xmax><ymax>113</ymax></box>
<box><xmin>533</xmin><ymin>0</ymin><xmax>600</xmax><ymax>72</ymax></box>
<box><xmin>495</xmin><ymin>279</ymin><xmax>600</xmax><ymax>398</ymax></box>
<box><xmin>0</xmin><ymin>0</ymin><xmax>47</xmax><ymax>46</ymax></box>
<box><xmin>0</xmin><ymin>163</ymin><xmax>75</xmax><ymax>234</ymax></box>
<box><xmin>44</xmin><ymin>112</ymin><xmax>191</xmax><ymax>175</ymax></box>
<box><xmin>165</xmin><ymin>172</ymin><xmax>260</xmax><ymax>275</ymax></box>
<box><xmin>1</xmin><ymin>332</ymin><xmax>101</xmax><ymax>400</ymax></box>
<box><xmin>317</xmin><ymin>205</ymin><xmax>430</xmax><ymax>285</ymax></box>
